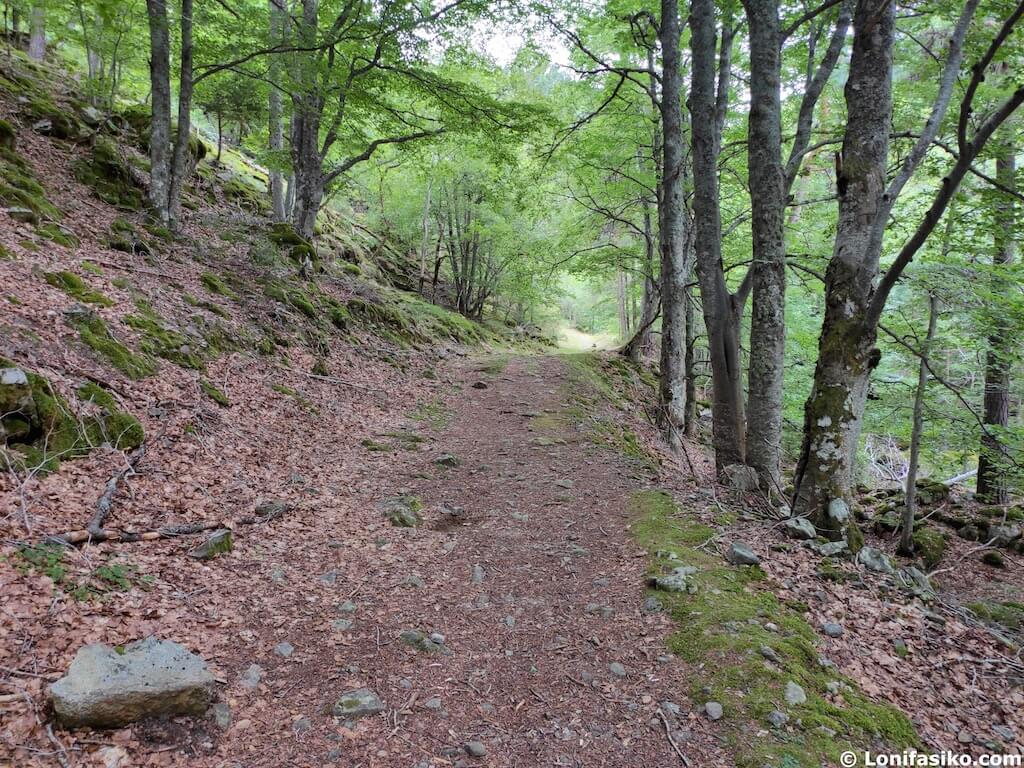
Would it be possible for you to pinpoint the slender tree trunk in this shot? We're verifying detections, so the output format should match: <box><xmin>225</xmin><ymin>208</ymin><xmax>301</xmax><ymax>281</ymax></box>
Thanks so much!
<box><xmin>166</xmin><ymin>0</ymin><xmax>193</xmax><ymax>231</ymax></box>
<box><xmin>616</xmin><ymin>266</ymin><xmax>629</xmax><ymax>340</ymax></box>
<box><xmin>146</xmin><ymin>0</ymin><xmax>172</xmax><ymax>221</ymax></box>
<box><xmin>656</xmin><ymin>0</ymin><xmax>689</xmax><ymax>449</ymax></box>
<box><xmin>418</xmin><ymin>178</ymin><xmax>432</xmax><ymax>294</ymax></box>
<box><xmin>216</xmin><ymin>111</ymin><xmax>223</xmax><ymax>164</ymax></box>
<box><xmin>977</xmin><ymin>139</ymin><xmax>1016</xmax><ymax>504</ymax></box>
<box><xmin>27</xmin><ymin>1</ymin><xmax>44</xmax><ymax>60</ymax></box>
<box><xmin>791</xmin><ymin>0</ymin><xmax>895</xmax><ymax>539</ymax></box>
<box><xmin>744</xmin><ymin>0</ymin><xmax>786</xmax><ymax>491</ymax></box>
<box><xmin>691</xmin><ymin>0</ymin><xmax>744</xmax><ymax>472</ymax></box>
<box><xmin>268</xmin><ymin>0</ymin><xmax>287</xmax><ymax>222</ymax></box>
<box><xmin>621</xmin><ymin>196</ymin><xmax>660</xmax><ymax>362</ymax></box>
<box><xmin>901</xmin><ymin>293</ymin><xmax>938</xmax><ymax>554</ymax></box>
<box><xmin>684</xmin><ymin>281</ymin><xmax>697</xmax><ymax>436</ymax></box>
<box><xmin>290</xmin><ymin>0</ymin><xmax>324</xmax><ymax>238</ymax></box>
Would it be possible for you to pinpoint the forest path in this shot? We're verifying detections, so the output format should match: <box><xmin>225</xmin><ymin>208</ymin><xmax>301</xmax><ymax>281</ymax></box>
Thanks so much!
<box><xmin>206</xmin><ymin>354</ymin><xmax>726</xmax><ymax>767</ymax></box>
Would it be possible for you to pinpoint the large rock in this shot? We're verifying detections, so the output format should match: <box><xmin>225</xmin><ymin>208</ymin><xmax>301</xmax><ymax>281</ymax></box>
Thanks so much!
<box><xmin>49</xmin><ymin>638</ymin><xmax>215</xmax><ymax>727</ymax></box>
<box><xmin>726</xmin><ymin>541</ymin><xmax>760</xmax><ymax>566</ymax></box>
<box><xmin>723</xmin><ymin>464</ymin><xmax>760</xmax><ymax>492</ymax></box>
<box><xmin>784</xmin><ymin>517</ymin><xmax>817</xmax><ymax>541</ymax></box>
<box><xmin>857</xmin><ymin>546</ymin><xmax>894</xmax><ymax>574</ymax></box>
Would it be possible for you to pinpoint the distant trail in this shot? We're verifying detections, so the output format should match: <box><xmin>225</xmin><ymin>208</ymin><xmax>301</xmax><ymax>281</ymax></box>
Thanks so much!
<box><xmin>200</xmin><ymin>354</ymin><xmax>726</xmax><ymax>767</ymax></box>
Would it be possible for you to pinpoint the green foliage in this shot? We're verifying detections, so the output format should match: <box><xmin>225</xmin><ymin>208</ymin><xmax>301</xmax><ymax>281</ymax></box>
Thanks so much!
<box><xmin>12</xmin><ymin>545</ymin><xmax>152</xmax><ymax>601</ymax></box>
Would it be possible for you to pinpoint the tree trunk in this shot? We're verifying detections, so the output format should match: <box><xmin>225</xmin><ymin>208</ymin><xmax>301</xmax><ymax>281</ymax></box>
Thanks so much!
<box><xmin>166</xmin><ymin>0</ymin><xmax>193</xmax><ymax>231</ymax></box>
<box><xmin>268</xmin><ymin>0</ymin><xmax>287</xmax><ymax>222</ymax></box>
<box><xmin>684</xmin><ymin>281</ymin><xmax>697</xmax><ymax>436</ymax></box>
<box><xmin>656</xmin><ymin>0</ymin><xmax>689</xmax><ymax>450</ymax></box>
<box><xmin>27</xmin><ymin>2</ymin><xmax>44</xmax><ymax>60</ymax></box>
<box><xmin>977</xmin><ymin>139</ymin><xmax>1016</xmax><ymax>504</ymax></box>
<box><xmin>791</xmin><ymin>0</ymin><xmax>895</xmax><ymax>539</ymax></box>
<box><xmin>901</xmin><ymin>293</ymin><xmax>938</xmax><ymax>555</ymax></box>
<box><xmin>691</xmin><ymin>0</ymin><xmax>744</xmax><ymax>472</ymax></box>
<box><xmin>289</xmin><ymin>0</ymin><xmax>324</xmax><ymax>239</ymax></box>
<box><xmin>744</xmin><ymin>0</ymin><xmax>786</xmax><ymax>491</ymax></box>
<box><xmin>616</xmin><ymin>266</ymin><xmax>629</xmax><ymax>340</ymax></box>
<box><xmin>216</xmin><ymin>111</ymin><xmax>223</xmax><ymax>164</ymax></box>
<box><xmin>146</xmin><ymin>0</ymin><xmax>172</xmax><ymax>222</ymax></box>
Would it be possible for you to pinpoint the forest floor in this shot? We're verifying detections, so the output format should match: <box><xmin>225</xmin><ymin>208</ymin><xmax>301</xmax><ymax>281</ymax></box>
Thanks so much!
<box><xmin>3</xmin><ymin>347</ymin><xmax>1024</xmax><ymax>767</ymax></box>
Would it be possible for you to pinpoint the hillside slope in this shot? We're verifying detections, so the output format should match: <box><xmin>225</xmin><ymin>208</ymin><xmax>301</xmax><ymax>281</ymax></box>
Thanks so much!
<box><xmin>0</xmin><ymin>51</ymin><xmax>528</xmax><ymax>761</ymax></box>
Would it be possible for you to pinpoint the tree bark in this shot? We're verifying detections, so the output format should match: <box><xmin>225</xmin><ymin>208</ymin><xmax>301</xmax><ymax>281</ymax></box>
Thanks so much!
<box><xmin>791</xmin><ymin>0</ymin><xmax>895</xmax><ymax>536</ymax></box>
<box><xmin>901</xmin><ymin>293</ymin><xmax>938</xmax><ymax>555</ymax></box>
<box><xmin>691</xmin><ymin>0</ymin><xmax>744</xmax><ymax>471</ymax></box>
<box><xmin>268</xmin><ymin>0</ymin><xmax>287</xmax><ymax>222</ymax></box>
<box><xmin>656</xmin><ymin>0</ymin><xmax>689</xmax><ymax>450</ymax></box>
<box><xmin>744</xmin><ymin>0</ymin><xmax>786</xmax><ymax>490</ymax></box>
<box><xmin>977</xmin><ymin>138</ymin><xmax>1016</xmax><ymax>504</ymax></box>
<box><xmin>166</xmin><ymin>0</ymin><xmax>194</xmax><ymax>231</ymax></box>
<box><xmin>146</xmin><ymin>0</ymin><xmax>173</xmax><ymax>222</ymax></box>
<box><xmin>27</xmin><ymin>2</ymin><xmax>44</xmax><ymax>60</ymax></box>
<box><xmin>684</xmin><ymin>280</ymin><xmax>697</xmax><ymax>437</ymax></box>
<box><xmin>289</xmin><ymin>0</ymin><xmax>324</xmax><ymax>238</ymax></box>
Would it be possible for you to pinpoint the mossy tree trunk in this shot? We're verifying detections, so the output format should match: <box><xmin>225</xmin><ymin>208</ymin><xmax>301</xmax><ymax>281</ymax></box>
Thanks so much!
<box><xmin>977</xmin><ymin>136</ymin><xmax>1016</xmax><ymax>504</ymax></box>
<box><xmin>656</xmin><ymin>0</ymin><xmax>689</xmax><ymax>451</ymax></box>
<box><xmin>901</xmin><ymin>293</ymin><xmax>938</xmax><ymax>555</ymax></box>
<box><xmin>792</xmin><ymin>0</ymin><xmax>894</xmax><ymax>535</ymax></box>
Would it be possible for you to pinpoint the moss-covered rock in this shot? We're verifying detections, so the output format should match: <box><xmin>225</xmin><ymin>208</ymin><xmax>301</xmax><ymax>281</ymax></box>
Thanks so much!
<box><xmin>73</xmin><ymin>137</ymin><xmax>145</xmax><ymax>209</ymax></box>
<box><xmin>0</xmin><ymin>132</ymin><xmax>61</xmax><ymax>224</ymax></box>
<box><xmin>124</xmin><ymin>301</ymin><xmax>205</xmax><ymax>370</ymax></box>
<box><xmin>0</xmin><ymin>361</ymin><xmax>143</xmax><ymax>473</ymax></box>
<box><xmin>911</xmin><ymin>527</ymin><xmax>947</xmax><ymax>570</ymax></box>
<box><xmin>0</xmin><ymin>118</ymin><xmax>15</xmax><ymax>151</ymax></box>
<box><xmin>45</xmin><ymin>271</ymin><xmax>112</xmax><ymax>306</ymax></box>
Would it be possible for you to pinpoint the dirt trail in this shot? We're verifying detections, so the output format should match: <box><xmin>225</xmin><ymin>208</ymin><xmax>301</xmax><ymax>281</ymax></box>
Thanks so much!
<box><xmin>201</xmin><ymin>354</ymin><xmax>724</xmax><ymax>767</ymax></box>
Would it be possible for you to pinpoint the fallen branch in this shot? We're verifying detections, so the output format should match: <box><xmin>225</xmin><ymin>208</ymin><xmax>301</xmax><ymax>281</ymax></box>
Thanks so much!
<box><xmin>48</xmin><ymin>520</ymin><xmax>223</xmax><ymax>545</ymax></box>
<box><xmin>87</xmin><ymin>446</ymin><xmax>146</xmax><ymax>538</ymax></box>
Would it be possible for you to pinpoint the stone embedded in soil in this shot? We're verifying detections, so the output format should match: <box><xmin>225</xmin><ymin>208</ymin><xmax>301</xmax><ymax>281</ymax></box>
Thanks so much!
<box><xmin>404</xmin><ymin>574</ymin><xmax>425</xmax><ymax>588</ymax></box>
<box><xmin>760</xmin><ymin>645</ymin><xmax>781</xmax><ymax>663</ymax></box>
<box><xmin>585</xmin><ymin>603</ymin><xmax>614</xmax><ymax>617</ymax></box>
<box><xmin>767</xmin><ymin>710</ymin><xmax>789</xmax><ymax>728</ymax></box>
<box><xmin>331</xmin><ymin>619</ymin><xmax>353</xmax><ymax>632</ymax></box>
<box><xmin>641</xmin><ymin>596</ymin><xmax>663</xmax><ymax>613</ymax></box>
<box><xmin>399</xmin><ymin>629</ymin><xmax>452</xmax><ymax>655</ymax></box>
<box><xmin>471</xmin><ymin>564</ymin><xmax>486</xmax><ymax>584</ymax></box>
<box><xmin>704</xmin><ymin>701</ymin><xmax>723</xmax><ymax>720</ymax></box>
<box><xmin>723</xmin><ymin>464</ymin><xmax>759</xmax><ymax>491</ymax></box>
<box><xmin>274</xmin><ymin>642</ymin><xmax>294</xmax><ymax>658</ymax></box>
<box><xmin>809</xmin><ymin>540</ymin><xmax>849</xmax><ymax>557</ymax></box>
<box><xmin>649</xmin><ymin>565</ymin><xmax>697</xmax><ymax>593</ymax></box>
<box><xmin>338</xmin><ymin>600</ymin><xmax>356</xmax><ymax>613</ymax></box>
<box><xmin>240</xmin><ymin>663</ymin><xmax>263</xmax><ymax>688</ymax></box>
<box><xmin>320</xmin><ymin>570</ymin><xmax>338</xmax><ymax>585</ymax></box>
<box><xmin>784</xmin><ymin>517</ymin><xmax>817</xmax><ymax>540</ymax></box>
<box><xmin>857</xmin><ymin>546</ymin><xmax>894</xmax><ymax>574</ymax></box>
<box><xmin>608</xmin><ymin>662</ymin><xmax>626</xmax><ymax>678</ymax></box>
<box><xmin>212</xmin><ymin>702</ymin><xmax>232</xmax><ymax>729</ymax></box>
<box><xmin>784</xmin><ymin>681</ymin><xmax>806</xmax><ymax>706</ymax></box>
<box><xmin>726</xmin><ymin>541</ymin><xmax>760</xmax><ymax>566</ymax></box>
<box><xmin>383</xmin><ymin>498</ymin><xmax>421</xmax><ymax>527</ymax></box>
<box><xmin>435</xmin><ymin>453</ymin><xmax>460</xmax><ymax>468</ymax></box>
<box><xmin>330</xmin><ymin>688</ymin><xmax>385</xmax><ymax>720</ymax></box>
<box><xmin>465</xmin><ymin>741</ymin><xmax>488</xmax><ymax>757</ymax></box>
<box><xmin>49</xmin><ymin>637</ymin><xmax>215</xmax><ymax>728</ymax></box>
<box><xmin>822</xmin><ymin>622</ymin><xmax>844</xmax><ymax>638</ymax></box>
<box><xmin>188</xmin><ymin>528</ymin><xmax>233</xmax><ymax>560</ymax></box>
<box><xmin>255</xmin><ymin>499</ymin><xmax>290</xmax><ymax>521</ymax></box>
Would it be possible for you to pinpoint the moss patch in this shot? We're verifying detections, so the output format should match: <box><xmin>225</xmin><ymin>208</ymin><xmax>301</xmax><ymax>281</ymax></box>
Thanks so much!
<box><xmin>45</xmin><ymin>271</ymin><xmax>112</xmax><ymax>306</ymax></box>
<box><xmin>201</xmin><ymin>272</ymin><xmax>236</xmax><ymax>299</ymax></box>
<box><xmin>630</xmin><ymin>489</ymin><xmax>918</xmax><ymax>767</ymax></box>
<box><xmin>199</xmin><ymin>378</ymin><xmax>230</xmax><ymax>407</ymax></box>
<box><xmin>125</xmin><ymin>301</ymin><xmax>205</xmax><ymax>369</ymax></box>
<box><xmin>65</xmin><ymin>308</ymin><xmax>158</xmax><ymax>379</ymax></box>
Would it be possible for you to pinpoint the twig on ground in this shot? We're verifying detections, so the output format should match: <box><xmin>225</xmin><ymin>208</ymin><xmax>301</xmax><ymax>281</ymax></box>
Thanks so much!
<box><xmin>657</xmin><ymin>707</ymin><xmax>692</xmax><ymax>766</ymax></box>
